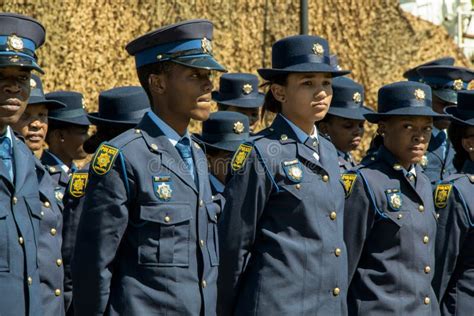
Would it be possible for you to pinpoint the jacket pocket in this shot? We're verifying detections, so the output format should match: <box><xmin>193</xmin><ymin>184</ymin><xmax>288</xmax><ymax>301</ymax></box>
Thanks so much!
<box><xmin>138</xmin><ymin>203</ymin><xmax>193</xmax><ymax>267</ymax></box>
<box><xmin>206</xmin><ymin>202</ymin><xmax>220</xmax><ymax>266</ymax></box>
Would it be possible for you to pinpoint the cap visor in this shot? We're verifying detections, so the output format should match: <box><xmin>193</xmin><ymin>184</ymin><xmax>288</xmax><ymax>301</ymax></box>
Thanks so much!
<box><xmin>433</xmin><ymin>89</ymin><xmax>458</xmax><ymax>104</ymax></box>
<box><xmin>87</xmin><ymin>112</ymin><xmax>144</xmax><ymax>127</ymax></box>
<box><xmin>444</xmin><ymin>106</ymin><xmax>474</xmax><ymax>126</ymax></box>
<box><xmin>212</xmin><ymin>92</ymin><xmax>264</xmax><ymax>108</ymax></box>
<box><xmin>28</xmin><ymin>98</ymin><xmax>67</xmax><ymax>110</ymax></box>
<box><xmin>172</xmin><ymin>55</ymin><xmax>227</xmax><ymax>72</ymax></box>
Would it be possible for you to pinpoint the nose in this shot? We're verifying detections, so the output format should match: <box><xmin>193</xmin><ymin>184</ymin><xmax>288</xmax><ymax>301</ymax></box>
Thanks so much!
<box><xmin>203</xmin><ymin>78</ymin><xmax>213</xmax><ymax>93</ymax></box>
<box><xmin>30</xmin><ymin>118</ymin><xmax>42</xmax><ymax>129</ymax></box>
<box><xmin>3</xmin><ymin>80</ymin><xmax>21</xmax><ymax>95</ymax></box>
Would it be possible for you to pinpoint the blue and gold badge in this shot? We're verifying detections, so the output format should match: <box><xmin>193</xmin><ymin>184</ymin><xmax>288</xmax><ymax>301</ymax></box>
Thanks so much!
<box><xmin>385</xmin><ymin>189</ymin><xmax>402</xmax><ymax>211</ymax></box>
<box><xmin>231</xmin><ymin>143</ymin><xmax>253</xmax><ymax>171</ymax></box>
<box><xmin>92</xmin><ymin>143</ymin><xmax>119</xmax><ymax>175</ymax></box>
<box><xmin>282</xmin><ymin>159</ymin><xmax>303</xmax><ymax>183</ymax></box>
<box><xmin>434</xmin><ymin>184</ymin><xmax>452</xmax><ymax>209</ymax></box>
<box><xmin>69</xmin><ymin>172</ymin><xmax>89</xmax><ymax>198</ymax></box>
<box><xmin>153</xmin><ymin>175</ymin><xmax>173</xmax><ymax>201</ymax></box>
<box><xmin>341</xmin><ymin>173</ymin><xmax>357</xmax><ymax>198</ymax></box>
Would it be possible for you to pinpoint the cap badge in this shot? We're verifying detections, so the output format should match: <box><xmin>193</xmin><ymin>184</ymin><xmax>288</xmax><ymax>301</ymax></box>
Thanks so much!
<box><xmin>312</xmin><ymin>43</ymin><xmax>324</xmax><ymax>55</ymax></box>
<box><xmin>242</xmin><ymin>83</ymin><xmax>253</xmax><ymax>95</ymax></box>
<box><xmin>353</xmin><ymin>92</ymin><xmax>362</xmax><ymax>103</ymax></box>
<box><xmin>201</xmin><ymin>37</ymin><xmax>212</xmax><ymax>54</ymax></box>
<box><xmin>233</xmin><ymin>121</ymin><xmax>245</xmax><ymax>134</ymax></box>
<box><xmin>453</xmin><ymin>79</ymin><xmax>463</xmax><ymax>91</ymax></box>
<box><xmin>81</xmin><ymin>98</ymin><xmax>86</xmax><ymax>109</ymax></box>
<box><xmin>30</xmin><ymin>78</ymin><xmax>37</xmax><ymax>89</ymax></box>
<box><xmin>7</xmin><ymin>34</ymin><xmax>24</xmax><ymax>51</ymax></box>
<box><xmin>414</xmin><ymin>89</ymin><xmax>425</xmax><ymax>100</ymax></box>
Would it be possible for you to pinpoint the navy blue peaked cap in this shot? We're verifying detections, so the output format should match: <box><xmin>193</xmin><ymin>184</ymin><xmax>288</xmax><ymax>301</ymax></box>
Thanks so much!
<box><xmin>196</xmin><ymin>111</ymin><xmax>250</xmax><ymax>152</ymax></box>
<box><xmin>328</xmin><ymin>77</ymin><xmax>372</xmax><ymax>120</ymax></box>
<box><xmin>417</xmin><ymin>65</ymin><xmax>474</xmax><ymax>104</ymax></box>
<box><xmin>46</xmin><ymin>91</ymin><xmax>91</xmax><ymax>126</ymax></box>
<box><xmin>445</xmin><ymin>90</ymin><xmax>474</xmax><ymax>126</ymax></box>
<box><xmin>258</xmin><ymin>35</ymin><xmax>350</xmax><ymax>80</ymax></box>
<box><xmin>0</xmin><ymin>13</ymin><xmax>46</xmax><ymax>73</ymax></box>
<box><xmin>28</xmin><ymin>74</ymin><xmax>66</xmax><ymax>110</ymax></box>
<box><xmin>365</xmin><ymin>81</ymin><xmax>448</xmax><ymax>123</ymax></box>
<box><xmin>126</xmin><ymin>19</ymin><xmax>226</xmax><ymax>72</ymax></box>
<box><xmin>403</xmin><ymin>57</ymin><xmax>455</xmax><ymax>82</ymax></box>
<box><xmin>212</xmin><ymin>73</ymin><xmax>264</xmax><ymax>108</ymax></box>
<box><xmin>88</xmin><ymin>86</ymin><xmax>150</xmax><ymax>127</ymax></box>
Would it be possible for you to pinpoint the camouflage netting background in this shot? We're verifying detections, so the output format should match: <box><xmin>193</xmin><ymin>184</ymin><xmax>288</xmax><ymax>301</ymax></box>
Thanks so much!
<box><xmin>2</xmin><ymin>0</ymin><xmax>471</xmax><ymax>160</ymax></box>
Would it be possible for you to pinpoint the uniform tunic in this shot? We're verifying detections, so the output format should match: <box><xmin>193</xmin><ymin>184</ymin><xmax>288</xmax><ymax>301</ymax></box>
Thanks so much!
<box><xmin>72</xmin><ymin>112</ymin><xmax>220</xmax><ymax>316</ymax></box>
<box><xmin>422</xmin><ymin>128</ymin><xmax>456</xmax><ymax>185</ymax></box>
<box><xmin>433</xmin><ymin>160</ymin><xmax>474</xmax><ymax>315</ymax></box>
<box><xmin>217</xmin><ymin>114</ymin><xmax>348</xmax><ymax>315</ymax></box>
<box><xmin>343</xmin><ymin>146</ymin><xmax>440</xmax><ymax>315</ymax></box>
<box><xmin>40</xmin><ymin>150</ymin><xmax>73</xmax><ymax>209</ymax></box>
<box><xmin>337</xmin><ymin>149</ymin><xmax>356</xmax><ymax>172</ymax></box>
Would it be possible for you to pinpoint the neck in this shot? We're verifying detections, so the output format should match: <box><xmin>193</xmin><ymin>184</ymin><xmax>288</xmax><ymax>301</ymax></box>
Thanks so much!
<box><xmin>48</xmin><ymin>147</ymin><xmax>72</xmax><ymax>167</ymax></box>
<box><xmin>0</xmin><ymin>125</ymin><xmax>7</xmax><ymax>135</ymax></box>
<box><xmin>33</xmin><ymin>147</ymin><xmax>43</xmax><ymax>159</ymax></box>
<box><xmin>153</xmin><ymin>105</ymin><xmax>188</xmax><ymax>136</ymax></box>
<box><xmin>281</xmin><ymin>112</ymin><xmax>314</xmax><ymax>135</ymax></box>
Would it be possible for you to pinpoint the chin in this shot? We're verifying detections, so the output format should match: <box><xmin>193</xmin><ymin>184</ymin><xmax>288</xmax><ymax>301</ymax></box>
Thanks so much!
<box><xmin>191</xmin><ymin>109</ymin><xmax>211</xmax><ymax>122</ymax></box>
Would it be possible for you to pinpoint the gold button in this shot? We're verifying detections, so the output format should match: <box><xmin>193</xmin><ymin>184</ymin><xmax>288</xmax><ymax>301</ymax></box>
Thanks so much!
<box><xmin>436</xmin><ymin>213</ymin><xmax>440</xmax><ymax>219</ymax></box>
<box><xmin>56</xmin><ymin>259</ymin><xmax>63</xmax><ymax>267</ymax></box>
<box><xmin>397</xmin><ymin>214</ymin><xmax>403</xmax><ymax>219</ymax></box>
<box><xmin>201</xmin><ymin>280</ymin><xmax>207</xmax><ymax>288</ymax></box>
<box><xmin>214</xmin><ymin>215</ymin><xmax>218</xmax><ymax>221</ymax></box>
<box><xmin>330</xmin><ymin>212</ymin><xmax>337</xmax><ymax>220</ymax></box>
<box><xmin>27</xmin><ymin>277</ymin><xmax>32</xmax><ymax>285</ymax></box>
<box><xmin>424</xmin><ymin>297</ymin><xmax>430</xmax><ymax>305</ymax></box>
<box><xmin>151</xmin><ymin>144</ymin><xmax>158</xmax><ymax>151</ymax></box>
<box><xmin>424</xmin><ymin>266</ymin><xmax>431</xmax><ymax>274</ymax></box>
<box><xmin>295</xmin><ymin>184</ymin><xmax>301</xmax><ymax>190</ymax></box>
<box><xmin>199</xmin><ymin>240</ymin><xmax>205</xmax><ymax>247</ymax></box>
<box><xmin>44</xmin><ymin>201</ymin><xmax>50</xmax><ymax>208</ymax></box>
<box><xmin>418</xmin><ymin>205</ymin><xmax>424</xmax><ymax>212</ymax></box>
<box><xmin>280</xmin><ymin>134</ymin><xmax>288</xmax><ymax>141</ymax></box>
<box><xmin>40</xmin><ymin>211</ymin><xmax>45</xmax><ymax>217</ymax></box>
<box><xmin>54</xmin><ymin>289</ymin><xmax>61</xmax><ymax>296</ymax></box>
<box><xmin>50</xmin><ymin>228</ymin><xmax>57</xmax><ymax>236</ymax></box>
<box><xmin>18</xmin><ymin>237</ymin><xmax>24</xmax><ymax>245</ymax></box>
<box><xmin>199</xmin><ymin>200</ymin><xmax>204</xmax><ymax>207</ymax></box>
<box><xmin>423</xmin><ymin>236</ymin><xmax>429</xmax><ymax>244</ymax></box>
<box><xmin>334</xmin><ymin>248</ymin><xmax>342</xmax><ymax>257</ymax></box>
<box><xmin>134</xmin><ymin>129</ymin><xmax>141</xmax><ymax>134</ymax></box>
<box><xmin>164</xmin><ymin>216</ymin><xmax>171</xmax><ymax>223</ymax></box>
<box><xmin>12</xmin><ymin>197</ymin><xmax>17</xmax><ymax>205</ymax></box>
<box><xmin>312</xmin><ymin>141</ymin><xmax>318</xmax><ymax>147</ymax></box>
<box><xmin>332</xmin><ymin>287</ymin><xmax>340</xmax><ymax>296</ymax></box>
<box><xmin>370</xmin><ymin>157</ymin><xmax>375</xmax><ymax>161</ymax></box>
<box><xmin>322</xmin><ymin>175</ymin><xmax>329</xmax><ymax>182</ymax></box>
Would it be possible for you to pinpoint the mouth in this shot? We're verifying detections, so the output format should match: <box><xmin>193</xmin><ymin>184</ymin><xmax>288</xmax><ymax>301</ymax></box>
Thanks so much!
<box><xmin>311</xmin><ymin>102</ymin><xmax>328</xmax><ymax>110</ymax></box>
<box><xmin>351</xmin><ymin>137</ymin><xmax>362</xmax><ymax>145</ymax></box>
<box><xmin>410</xmin><ymin>146</ymin><xmax>425</xmax><ymax>154</ymax></box>
<box><xmin>0</xmin><ymin>99</ymin><xmax>22</xmax><ymax>112</ymax></box>
<box><xmin>26</xmin><ymin>133</ymin><xmax>44</xmax><ymax>142</ymax></box>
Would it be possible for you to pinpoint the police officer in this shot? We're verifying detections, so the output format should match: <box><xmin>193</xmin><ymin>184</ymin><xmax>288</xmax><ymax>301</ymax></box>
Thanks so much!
<box><xmin>402</xmin><ymin>57</ymin><xmax>455</xmax><ymax>82</ymax></box>
<box><xmin>213</xmin><ymin>73</ymin><xmax>263</xmax><ymax>132</ymax></box>
<box><xmin>72</xmin><ymin>19</ymin><xmax>226</xmax><ymax>315</ymax></box>
<box><xmin>433</xmin><ymin>90</ymin><xmax>474</xmax><ymax>315</ymax></box>
<box><xmin>217</xmin><ymin>35</ymin><xmax>350</xmax><ymax>315</ymax></box>
<box><xmin>416</xmin><ymin>65</ymin><xmax>474</xmax><ymax>185</ymax></box>
<box><xmin>0</xmin><ymin>12</ymin><xmax>45</xmax><ymax>316</ymax></box>
<box><xmin>196</xmin><ymin>111</ymin><xmax>250</xmax><ymax>195</ymax></box>
<box><xmin>41</xmin><ymin>91</ymin><xmax>90</xmax><ymax>205</ymax></box>
<box><xmin>61</xmin><ymin>86</ymin><xmax>150</xmax><ymax>314</ymax></box>
<box><xmin>11</xmin><ymin>75</ymin><xmax>67</xmax><ymax>316</ymax></box>
<box><xmin>318</xmin><ymin>76</ymin><xmax>372</xmax><ymax>172</ymax></box>
<box><xmin>343</xmin><ymin>81</ymin><xmax>443</xmax><ymax>315</ymax></box>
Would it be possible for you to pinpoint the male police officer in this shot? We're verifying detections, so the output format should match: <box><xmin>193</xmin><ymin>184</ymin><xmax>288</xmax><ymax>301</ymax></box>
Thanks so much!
<box><xmin>72</xmin><ymin>19</ymin><xmax>226</xmax><ymax>315</ymax></box>
<box><xmin>0</xmin><ymin>13</ymin><xmax>45</xmax><ymax>316</ymax></box>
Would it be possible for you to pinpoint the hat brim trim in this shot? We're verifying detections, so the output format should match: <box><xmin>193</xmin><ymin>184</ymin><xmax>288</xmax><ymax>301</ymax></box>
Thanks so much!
<box><xmin>28</xmin><ymin>99</ymin><xmax>66</xmax><ymax>110</ymax></box>
<box><xmin>87</xmin><ymin>112</ymin><xmax>145</xmax><ymax>127</ymax></box>
<box><xmin>444</xmin><ymin>106</ymin><xmax>474</xmax><ymax>126</ymax></box>
<box><xmin>48</xmin><ymin>116</ymin><xmax>91</xmax><ymax>126</ymax></box>
<box><xmin>432</xmin><ymin>89</ymin><xmax>458</xmax><ymax>104</ymax></box>
<box><xmin>258</xmin><ymin>63</ymin><xmax>350</xmax><ymax>80</ymax></box>
<box><xmin>0</xmin><ymin>56</ymin><xmax>44</xmax><ymax>74</ymax></box>
<box><xmin>172</xmin><ymin>55</ymin><xmax>227</xmax><ymax>72</ymax></box>
<box><xmin>364</xmin><ymin>107</ymin><xmax>449</xmax><ymax>123</ymax></box>
<box><xmin>327</xmin><ymin>106</ymin><xmax>373</xmax><ymax>121</ymax></box>
<box><xmin>212</xmin><ymin>92</ymin><xmax>264</xmax><ymax>108</ymax></box>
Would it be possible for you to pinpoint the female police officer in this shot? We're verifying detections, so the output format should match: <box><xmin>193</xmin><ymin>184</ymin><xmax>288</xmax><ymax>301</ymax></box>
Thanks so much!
<box><xmin>343</xmin><ymin>81</ymin><xmax>443</xmax><ymax>315</ymax></box>
<box><xmin>217</xmin><ymin>35</ymin><xmax>350</xmax><ymax>315</ymax></box>
<box><xmin>433</xmin><ymin>90</ymin><xmax>474</xmax><ymax>316</ymax></box>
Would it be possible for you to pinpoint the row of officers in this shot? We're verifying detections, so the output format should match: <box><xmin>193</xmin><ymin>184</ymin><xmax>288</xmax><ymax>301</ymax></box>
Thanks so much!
<box><xmin>1</xmin><ymin>12</ymin><xmax>474</xmax><ymax>316</ymax></box>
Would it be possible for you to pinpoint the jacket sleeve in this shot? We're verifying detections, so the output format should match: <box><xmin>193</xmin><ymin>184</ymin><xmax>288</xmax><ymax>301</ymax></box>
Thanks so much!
<box><xmin>433</xmin><ymin>186</ymin><xmax>470</xmax><ymax>300</ymax></box>
<box><xmin>71</xmin><ymin>153</ymin><xmax>133</xmax><ymax>315</ymax></box>
<box><xmin>343</xmin><ymin>174</ymin><xmax>375</xmax><ymax>283</ymax></box>
<box><xmin>217</xmin><ymin>148</ymin><xmax>272</xmax><ymax>315</ymax></box>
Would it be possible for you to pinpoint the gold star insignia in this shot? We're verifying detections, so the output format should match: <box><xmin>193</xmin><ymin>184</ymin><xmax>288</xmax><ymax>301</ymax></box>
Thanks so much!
<box><xmin>7</xmin><ymin>34</ymin><xmax>23</xmax><ymax>51</ymax></box>
<box><xmin>201</xmin><ymin>37</ymin><xmax>212</xmax><ymax>54</ymax></box>
<box><xmin>312</xmin><ymin>43</ymin><xmax>324</xmax><ymax>55</ymax></box>
<box><xmin>242</xmin><ymin>84</ymin><xmax>253</xmax><ymax>95</ymax></box>
<box><xmin>233</xmin><ymin>121</ymin><xmax>245</xmax><ymax>134</ymax></box>
<box><xmin>414</xmin><ymin>89</ymin><xmax>425</xmax><ymax>100</ymax></box>
<box><xmin>453</xmin><ymin>79</ymin><xmax>463</xmax><ymax>91</ymax></box>
<box><xmin>353</xmin><ymin>92</ymin><xmax>362</xmax><ymax>103</ymax></box>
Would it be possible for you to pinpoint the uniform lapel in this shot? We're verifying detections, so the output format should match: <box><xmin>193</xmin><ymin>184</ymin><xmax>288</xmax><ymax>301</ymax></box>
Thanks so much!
<box><xmin>12</xmin><ymin>137</ymin><xmax>28</xmax><ymax>193</ymax></box>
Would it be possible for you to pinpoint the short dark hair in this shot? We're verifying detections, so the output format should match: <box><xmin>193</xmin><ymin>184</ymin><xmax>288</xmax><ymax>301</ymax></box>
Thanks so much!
<box><xmin>136</xmin><ymin>61</ymin><xmax>174</xmax><ymax>102</ymax></box>
<box><xmin>261</xmin><ymin>74</ymin><xmax>288</xmax><ymax>120</ymax></box>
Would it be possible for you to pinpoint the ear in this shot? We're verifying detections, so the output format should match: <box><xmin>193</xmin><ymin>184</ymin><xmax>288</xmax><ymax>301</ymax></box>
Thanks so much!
<box><xmin>149</xmin><ymin>73</ymin><xmax>167</xmax><ymax>95</ymax></box>
<box><xmin>270</xmin><ymin>83</ymin><xmax>286</xmax><ymax>103</ymax></box>
<box><xmin>462</xmin><ymin>137</ymin><xmax>474</xmax><ymax>153</ymax></box>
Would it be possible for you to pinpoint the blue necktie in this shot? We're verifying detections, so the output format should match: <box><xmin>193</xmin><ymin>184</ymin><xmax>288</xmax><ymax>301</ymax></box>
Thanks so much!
<box><xmin>439</xmin><ymin>130</ymin><xmax>447</xmax><ymax>159</ymax></box>
<box><xmin>0</xmin><ymin>137</ymin><xmax>13</xmax><ymax>181</ymax></box>
<box><xmin>175</xmin><ymin>137</ymin><xmax>194</xmax><ymax>180</ymax></box>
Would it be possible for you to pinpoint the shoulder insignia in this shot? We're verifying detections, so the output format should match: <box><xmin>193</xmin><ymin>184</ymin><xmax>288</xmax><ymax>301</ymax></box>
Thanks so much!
<box><xmin>385</xmin><ymin>189</ymin><xmax>402</xmax><ymax>211</ymax></box>
<box><xmin>282</xmin><ymin>159</ymin><xmax>303</xmax><ymax>183</ymax></box>
<box><xmin>231</xmin><ymin>143</ymin><xmax>253</xmax><ymax>171</ymax></box>
<box><xmin>435</xmin><ymin>184</ymin><xmax>453</xmax><ymax>209</ymax></box>
<box><xmin>69</xmin><ymin>172</ymin><xmax>89</xmax><ymax>198</ymax></box>
<box><xmin>91</xmin><ymin>143</ymin><xmax>120</xmax><ymax>175</ymax></box>
<box><xmin>341</xmin><ymin>173</ymin><xmax>357</xmax><ymax>198</ymax></box>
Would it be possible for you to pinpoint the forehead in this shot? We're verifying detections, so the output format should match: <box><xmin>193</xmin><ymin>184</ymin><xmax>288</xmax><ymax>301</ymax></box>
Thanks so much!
<box><xmin>25</xmin><ymin>103</ymin><xmax>48</xmax><ymax>113</ymax></box>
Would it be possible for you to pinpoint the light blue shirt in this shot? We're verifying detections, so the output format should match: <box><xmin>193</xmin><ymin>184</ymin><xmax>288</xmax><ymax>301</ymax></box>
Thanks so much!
<box><xmin>280</xmin><ymin>114</ymin><xmax>319</xmax><ymax>160</ymax></box>
<box><xmin>209</xmin><ymin>173</ymin><xmax>225</xmax><ymax>193</ymax></box>
<box><xmin>147</xmin><ymin>111</ymin><xmax>195</xmax><ymax>179</ymax></box>
<box><xmin>2</xmin><ymin>126</ymin><xmax>14</xmax><ymax>181</ymax></box>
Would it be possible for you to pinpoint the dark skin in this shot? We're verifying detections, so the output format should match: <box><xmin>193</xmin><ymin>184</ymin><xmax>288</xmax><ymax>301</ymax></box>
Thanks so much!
<box><xmin>11</xmin><ymin>103</ymin><xmax>48</xmax><ymax>158</ymax></box>
<box><xmin>47</xmin><ymin>125</ymin><xmax>89</xmax><ymax>167</ymax></box>
<box><xmin>462</xmin><ymin>126</ymin><xmax>474</xmax><ymax>161</ymax></box>
<box><xmin>318</xmin><ymin>116</ymin><xmax>365</xmax><ymax>153</ymax></box>
<box><xmin>378</xmin><ymin>116</ymin><xmax>433</xmax><ymax>169</ymax></box>
<box><xmin>432</xmin><ymin>94</ymin><xmax>454</xmax><ymax>130</ymax></box>
<box><xmin>220</xmin><ymin>105</ymin><xmax>260</xmax><ymax>132</ymax></box>
<box><xmin>0</xmin><ymin>67</ymin><xmax>31</xmax><ymax>133</ymax></box>
<box><xmin>149</xmin><ymin>63</ymin><xmax>213</xmax><ymax>135</ymax></box>
<box><xmin>206</xmin><ymin>149</ymin><xmax>232</xmax><ymax>184</ymax></box>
